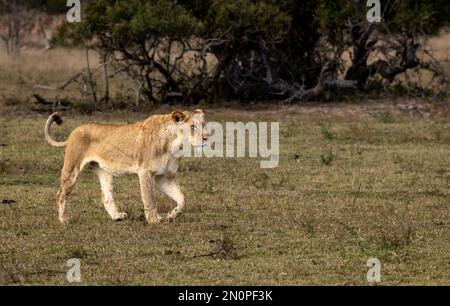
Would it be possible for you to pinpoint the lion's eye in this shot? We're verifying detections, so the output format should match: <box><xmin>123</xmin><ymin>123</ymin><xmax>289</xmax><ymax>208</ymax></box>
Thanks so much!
<box><xmin>191</xmin><ymin>125</ymin><xmax>195</xmax><ymax>131</ymax></box>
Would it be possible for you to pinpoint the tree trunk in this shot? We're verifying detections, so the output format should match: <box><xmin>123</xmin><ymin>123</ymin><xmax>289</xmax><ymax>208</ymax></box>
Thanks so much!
<box><xmin>85</xmin><ymin>45</ymin><xmax>98</xmax><ymax>104</ymax></box>
<box><xmin>101</xmin><ymin>52</ymin><xmax>110</xmax><ymax>103</ymax></box>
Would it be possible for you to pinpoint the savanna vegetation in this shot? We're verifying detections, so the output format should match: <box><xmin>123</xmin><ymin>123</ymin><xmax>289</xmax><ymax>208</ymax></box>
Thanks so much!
<box><xmin>0</xmin><ymin>0</ymin><xmax>449</xmax><ymax>285</ymax></box>
<box><xmin>2</xmin><ymin>0</ymin><xmax>450</xmax><ymax>106</ymax></box>
<box><xmin>53</xmin><ymin>0</ymin><xmax>450</xmax><ymax>104</ymax></box>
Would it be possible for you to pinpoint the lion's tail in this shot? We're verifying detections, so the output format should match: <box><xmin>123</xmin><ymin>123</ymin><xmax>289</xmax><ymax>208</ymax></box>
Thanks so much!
<box><xmin>44</xmin><ymin>112</ymin><xmax>68</xmax><ymax>148</ymax></box>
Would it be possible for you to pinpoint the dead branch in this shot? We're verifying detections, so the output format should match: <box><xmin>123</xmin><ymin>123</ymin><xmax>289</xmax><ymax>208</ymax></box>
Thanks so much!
<box><xmin>33</xmin><ymin>60</ymin><xmax>110</xmax><ymax>91</ymax></box>
<box><xmin>282</xmin><ymin>62</ymin><xmax>357</xmax><ymax>102</ymax></box>
<box><xmin>369</xmin><ymin>36</ymin><xmax>420</xmax><ymax>82</ymax></box>
<box><xmin>33</xmin><ymin>72</ymin><xmax>84</xmax><ymax>91</ymax></box>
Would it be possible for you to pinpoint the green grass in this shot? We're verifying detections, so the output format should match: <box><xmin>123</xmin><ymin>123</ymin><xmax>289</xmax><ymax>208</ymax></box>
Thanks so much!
<box><xmin>0</xmin><ymin>107</ymin><xmax>449</xmax><ymax>285</ymax></box>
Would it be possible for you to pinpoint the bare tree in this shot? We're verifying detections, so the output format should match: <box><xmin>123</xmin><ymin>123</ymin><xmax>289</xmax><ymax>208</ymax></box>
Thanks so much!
<box><xmin>0</xmin><ymin>0</ymin><xmax>31</xmax><ymax>55</ymax></box>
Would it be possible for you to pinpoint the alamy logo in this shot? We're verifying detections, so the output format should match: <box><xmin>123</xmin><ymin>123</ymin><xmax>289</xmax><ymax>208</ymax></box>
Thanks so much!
<box><xmin>66</xmin><ymin>0</ymin><xmax>81</xmax><ymax>23</ymax></box>
<box><xmin>168</xmin><ymin>121</ymin><xmax>280</xmax><ymax>169</ymax></box>
<box><xmin>66</xmin><ymin>258</ymin><xmax>81</xmax><ymax>283</ymax></box>
<box><xmin>366</xmin><ymin>258</ymin><xmax>381</xmax><ymax>283</ymax></box>
<box><xmin>367</xmin><ymin>0</ymin><xmax>381</xmax><ymax>23</ymax></box>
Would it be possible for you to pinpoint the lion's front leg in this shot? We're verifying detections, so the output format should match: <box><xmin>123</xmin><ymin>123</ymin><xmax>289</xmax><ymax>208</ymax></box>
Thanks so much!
<box><xmin>138</xmin><ymin>171</ymin><xmax>162</xmax><ymax>224</ymax></box>
<box><xmin>155</xmin><ymin>175</ymin><xmax>185</xmax><ymax>222</ymax></box>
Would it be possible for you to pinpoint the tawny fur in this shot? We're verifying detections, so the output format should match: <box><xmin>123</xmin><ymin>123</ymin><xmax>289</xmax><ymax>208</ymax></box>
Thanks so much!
<box><xmin>44</xmin><ymin>110</ymin><xmax>208</xmax><ymax>224</ymax></box>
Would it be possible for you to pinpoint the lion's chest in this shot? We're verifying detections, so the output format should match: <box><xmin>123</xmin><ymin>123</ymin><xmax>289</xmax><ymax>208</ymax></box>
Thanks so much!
<box><xmin>152</xmin><ymin>155</ymin><xmax>179</xmax><ymax>176</ymax></box>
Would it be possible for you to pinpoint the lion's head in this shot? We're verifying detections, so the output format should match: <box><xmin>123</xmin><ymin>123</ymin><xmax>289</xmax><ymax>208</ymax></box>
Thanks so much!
<box><xmin>168</xmin><ymin>109</ymin><xmax>209</xmax><ymax>155</ymax></box>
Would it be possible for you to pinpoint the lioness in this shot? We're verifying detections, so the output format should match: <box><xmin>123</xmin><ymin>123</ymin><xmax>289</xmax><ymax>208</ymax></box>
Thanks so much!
<box><xmin>44</xmin><ymin>110</ymin><xmax>208</xmax><ymax>224</ymax></box>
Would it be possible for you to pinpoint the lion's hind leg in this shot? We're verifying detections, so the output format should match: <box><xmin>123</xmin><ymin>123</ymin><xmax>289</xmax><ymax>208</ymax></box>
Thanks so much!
<box><xmin>93</xmin><ymin>167</ymin><xmax>127</xmax><ymax>221</ymax></box>
<box><xmin>57</xmin><ymin>165</ymin><xmax>81</xmax><ymax>224</ymax></box>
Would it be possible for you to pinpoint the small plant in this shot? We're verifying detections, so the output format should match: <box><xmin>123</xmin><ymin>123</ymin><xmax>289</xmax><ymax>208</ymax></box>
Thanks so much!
<box><xmin>320</xmin><ymin>150</ymin><xmax>335</xmax><ymax>165</ymax></box>
<box><xmin>0</xmin><ymin>159</ymin><xmax>10</xmax><ymax>175</ymax></box>
<box><xmin>196</xmin><ymin>179</ymin><xmax>218</xmax><ymax>195</ymax></box>
<box><xmin>375</xmin><ymin>111</ymin><xmax>394</xmax><ymax>123</ymax></box>
<box><xmin>375</xmin><ymin>203</ymin><xmax>416</xmax><ymax>251</ymax></box>
<box><xmin>392</xmin><ymin>153</ymin><xmax>403</xmax><ymax>164</ymax></box>
<box><xmin>300</xmin><ymin>219</ymin><xmax>317</xmax><ymax>236</ymax></box>
<box><xmin>252</xmin><ymin>173</ymin><xmax>269</xmax><ymax>189</ymax></box>
<box><xmin>0</xmin><ymin>251</ymin><xmax>24</xmax><ymax>284</ymax></box>
<box><xmin>66</xmin><ymin>248</ymin><xmax>88</xmax><ymax>260</ymax></box>
<box><xmin>319</xmin><ymin>123</ymin><xmax>334</xmax><ymax>140</ymax></box>
<box><xmin>193</xmin><ymin>233</ymin><xmax>237</xmax><ymax>260</ymax></box>
<box><xmin>379</xmin><ymin>223</ymin><xmax>414</xmax><ymax>251</ymax></box>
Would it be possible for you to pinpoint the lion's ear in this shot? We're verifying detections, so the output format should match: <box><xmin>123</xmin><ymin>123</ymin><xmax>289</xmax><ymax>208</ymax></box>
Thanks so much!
<box><xmin>194</xmin><ymin>109</ymin><xmax>204</xmax><ymax>115</ymax></box>
<box><xmin>171</xmin><ymin>111</ymin><xmax>186</xmax><ymax>122</ymax></box>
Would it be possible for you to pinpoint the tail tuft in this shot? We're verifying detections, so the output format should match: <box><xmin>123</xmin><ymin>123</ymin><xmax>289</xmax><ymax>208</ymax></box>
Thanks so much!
<box><xmin>53</xmin><ymin>113</ymin><xmax>63</xmax><ymax>125</ymax></box>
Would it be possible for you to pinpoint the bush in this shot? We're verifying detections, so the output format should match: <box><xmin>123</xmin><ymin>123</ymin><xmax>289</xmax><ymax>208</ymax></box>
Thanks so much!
<box><xmin>54</xmin><ymin>0</ymin><xmax>450</xmax><ymax>104</ymax></box>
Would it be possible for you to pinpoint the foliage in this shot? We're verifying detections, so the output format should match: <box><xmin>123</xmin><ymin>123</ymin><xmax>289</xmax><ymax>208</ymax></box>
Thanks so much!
<box><xmin>28</xmin><ymin>0</ymin><xmax>69</xmax><ymax>14</ymax></box>
<box><xmin>53</xmin><ymin>0</ymin><xmax>450</xmax><ymax>104</ymax></box>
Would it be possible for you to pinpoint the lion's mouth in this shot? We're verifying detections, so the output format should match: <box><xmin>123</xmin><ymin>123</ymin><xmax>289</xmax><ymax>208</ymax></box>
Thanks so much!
<box><xmin>194</xmin><ymin>140</ymin><xmax>208</xmax><ymax>148</ymax></box>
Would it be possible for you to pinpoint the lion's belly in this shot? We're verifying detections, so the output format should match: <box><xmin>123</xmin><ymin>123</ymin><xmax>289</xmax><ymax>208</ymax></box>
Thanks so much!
<box><xmin>83</xmin><ymin>155</ymin><xmax>139</xmax><ymax>176</ymax></box>
<box><xmin>83</xmin><ymin>151</ymin><xmax>179</xmax><ymax>177</ymax></box>
<box><xmin>101</xmin><ymin>164</ymin><xmax>138</xmax><ymax>176</ymax></box>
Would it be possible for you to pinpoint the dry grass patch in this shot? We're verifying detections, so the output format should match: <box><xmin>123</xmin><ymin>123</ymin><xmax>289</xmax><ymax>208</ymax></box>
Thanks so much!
<box><xmin>0</xmin><ymin>105</ymin><xmax>449</xmax><ymax>285</ymax></box>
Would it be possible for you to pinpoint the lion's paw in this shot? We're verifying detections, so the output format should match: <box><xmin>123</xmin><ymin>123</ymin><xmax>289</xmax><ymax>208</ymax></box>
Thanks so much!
<box><xmin>59</xmin><ymin>216</ymin><xmax>70</xmax><ymax>225</ymax></box>
<box><xmin>147</xmin><ymin>214</ymin><xmax>163</xmax><ymax>224</ymax></box>
<box><xmin>113</xmin><ymin>212</ymin><xmax>128</xmax><ymax>221</ymax></box>
<box><xmin>166</xmin><ymin>210</ymin><xmax>180</xmax><ymax>222</ymax></box>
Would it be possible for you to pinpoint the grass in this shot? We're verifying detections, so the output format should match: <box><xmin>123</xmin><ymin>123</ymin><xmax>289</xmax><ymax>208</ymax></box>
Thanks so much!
<box><xmin>0</xmin><ymin>34</ymin><xmax>449</xmax><ymax>285</ymax></box>
<box><xmin>0</xmin><ymin>105</ymin><xmax>449</xmax><ymax>285</ymax></box>
<box><xmin>0</xmin><ymin>47</ymin><xmax>138</xmax><ymax>110</ymax></box>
